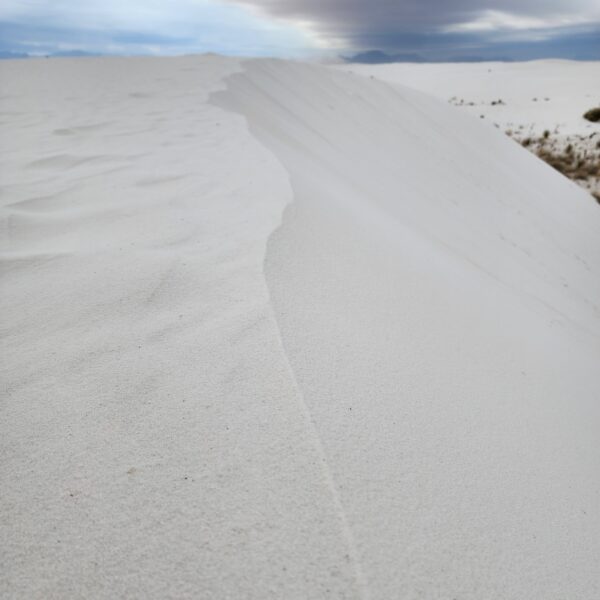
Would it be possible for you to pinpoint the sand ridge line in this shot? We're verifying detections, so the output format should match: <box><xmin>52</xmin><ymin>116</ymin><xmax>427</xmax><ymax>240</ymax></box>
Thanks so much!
<box><xmin>265</xmin><ymin>285</ymin><xmax>372</xmax><ymax>600</ymax></box>
<box><xmin>210</xmin><ymin>64</ymin><xmax>372</xmax><ymax>600</ymax></box>
<box><xmin>264</xmin><ymin>209</ymin><xmax>373</xmax><ymax>600</ymax></box>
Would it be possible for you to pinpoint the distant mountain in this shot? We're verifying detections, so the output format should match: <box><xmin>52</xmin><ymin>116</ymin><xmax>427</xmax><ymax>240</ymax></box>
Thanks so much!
<box><xmin>0</xmin><ymin>49</ymin><xmax>100</xmax><ymax>60</ymax></box>
<box><xmin>0</xmin><ymin>51</ymin><xmax>29</xmax><ymax>59</ymax></box>
<box><xmin>344</xmin><ymin>50</ymin><xmax>425</xmax><ymax>64</ymax></box>
<box><xmin>449</xmin><ymin>55</ymin><xmax>514</xmax><ymax>63</ymax></box>
<box><xmin>51</xmin><ymin>50</ymin><xmax>98</xmax><ymax>58</ymax></box>
<box><xmin>344</xmin><ymin>50</ymin><xmax>517</xmax><ymax>64</ymax></box>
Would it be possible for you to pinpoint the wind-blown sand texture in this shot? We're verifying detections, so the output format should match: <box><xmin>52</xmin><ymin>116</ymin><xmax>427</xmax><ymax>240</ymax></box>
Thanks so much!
<box><xmin>2</xmin><ymin>55</ymin><xmax>600</xmax><ymax>599</ymax></box>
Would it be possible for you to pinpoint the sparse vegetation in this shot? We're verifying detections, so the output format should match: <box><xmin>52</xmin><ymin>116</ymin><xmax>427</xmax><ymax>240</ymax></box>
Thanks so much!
<box><xmin>583</xmin><ymin>108</ymin><xmax>600</xmax><ymax>122</ymax></box>
<box><xmin>513</xmin><ymin>131</ymin><xmax>599</xmax><ymax>203</ymax></box>
<box><xmin>536</xmin><ymin>144</ymin><xmax>599</xmax><ymax>181</ymax></box>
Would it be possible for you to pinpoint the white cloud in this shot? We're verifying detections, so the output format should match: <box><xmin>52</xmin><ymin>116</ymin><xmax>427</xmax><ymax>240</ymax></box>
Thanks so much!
<box><xmin>0</xmin><ymin>0</ymin><xmax>319</xmax><ymax>56</ymax></box>
<box><xmin>443</xmin><ymin>10</ymin><xmax>591</xmax><ymax>33</ymax></box>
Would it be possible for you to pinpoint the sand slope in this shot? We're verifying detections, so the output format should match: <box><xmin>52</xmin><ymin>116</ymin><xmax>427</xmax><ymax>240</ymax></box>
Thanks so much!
<box><xmin>216</xmin><ymin>60</ymin><xmax>600</xmax><ymax>598</ymax></box>
<box><xmin>2</xmin><ymin>56</ymin><xmax>600</xmax><ymax>598</ymax></box>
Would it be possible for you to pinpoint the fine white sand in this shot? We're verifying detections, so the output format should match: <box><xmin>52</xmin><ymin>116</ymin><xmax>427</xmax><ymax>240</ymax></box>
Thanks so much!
<box><xmin>2</xmin><ymin>55</ymin><xmax>600</xmax><ymax>598</ymax></box>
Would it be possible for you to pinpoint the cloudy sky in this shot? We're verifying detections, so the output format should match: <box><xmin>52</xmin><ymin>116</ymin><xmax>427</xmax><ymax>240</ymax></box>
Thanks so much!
<box><xmin>1</xmin><ymin>0</ymin><xmax>599</xmax><ymax>60</ymax></box>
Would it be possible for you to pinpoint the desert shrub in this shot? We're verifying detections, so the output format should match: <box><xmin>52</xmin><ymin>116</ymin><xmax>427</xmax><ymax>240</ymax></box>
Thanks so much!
<box><xmin>510</xmin><ymin>130</ymin><xmax>599</xmax><ymax>205</ymax></box>
<box><xmin>583</xmin><ymin>108</ymin><xmax>600</xmax><ymax>122</ymax></box>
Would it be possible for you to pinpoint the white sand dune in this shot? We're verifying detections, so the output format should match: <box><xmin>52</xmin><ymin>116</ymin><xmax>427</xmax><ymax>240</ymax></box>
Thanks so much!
<box><xmin>1</xmin><ymin>56</ymin><xmax>600</xmax><ymax>598</ymax></box>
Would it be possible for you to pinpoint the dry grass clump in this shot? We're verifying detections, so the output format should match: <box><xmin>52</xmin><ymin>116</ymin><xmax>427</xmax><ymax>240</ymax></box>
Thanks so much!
<box><xmin>583</xmin><ymin>108</ymin><xmax>600</xmax><ymax>123</ymax></box>
<box><xmin>536</xmin><ymin>146</ymin><xmax>599</xmax><ymax>182</ymax></box>
<box><xmin>513</xmin><ymin>130</ymin><xmax>600</xmax><ymax>204</ymax></box>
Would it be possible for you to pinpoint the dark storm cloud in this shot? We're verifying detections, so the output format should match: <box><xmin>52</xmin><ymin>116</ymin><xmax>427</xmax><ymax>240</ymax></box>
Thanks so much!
<box><xmin>345</xmin><ymin>25</ymin><xmax>600</xmax><ymax>62</ymax></box>
<box><xmin>231</xmin><ymin>0</ymin><xmax>600</xmax><ymax>53</ymax></box>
